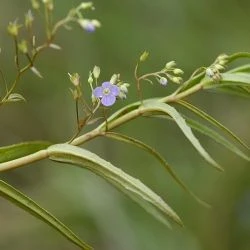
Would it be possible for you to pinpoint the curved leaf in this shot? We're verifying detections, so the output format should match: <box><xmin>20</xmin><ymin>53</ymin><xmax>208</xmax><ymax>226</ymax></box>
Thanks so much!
<box><xmin>104</xmin><ymin>132</ymin><xmax>210</xmax><ymax>207</ymax></box>
<box><xmin>151</xmin><ymin>113</ymin><xmax>249</xmax><ymax>162</ymax></box>
<box><xmin>6</xmin><ymin>93</ymin><xmax>26</xmax><ymax>103</ymax></box>
<box><xmin>228</xmin><ymin>64</ymin><xmax>250</xmax><ymax>73</ymax></box>
<box><xmin>185</xmin><ymin>118</ymin><xmax>250</xmax><ymax>161</ymax></box>
<box><xmin>143</xmin><ymin>101</ymin><xmax>223</xmax><ymax>171</ymax></box>
<box><xmin>0</xmin><ymin>180</ymin><xmax>92</xmax><ymax>250</ymax></box>
<box><xmin>178</xmin><ymin>100</ymin><xmax>249</xmax><ymax>150</ymax></box>
<box><xmin>205</xmin><ymin>73</ymin><xmax>250</xmax><ymax>89</ymax></box>
<box><xmin>0</xmin><ymin>141</ymin><xmax>52</xmax><ymax>163</ymax></box>
<box><xmin>48</xmin><ymin>143</ymin><xmax>183</xmax><ymax>227</ymax></box>
<box><xmin>207</xmin><ymin>85</ymin><xmax>250</xmax><ymax>98</ymax></box>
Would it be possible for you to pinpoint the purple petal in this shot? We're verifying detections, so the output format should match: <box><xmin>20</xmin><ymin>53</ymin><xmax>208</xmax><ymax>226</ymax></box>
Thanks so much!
<box><xmin>102</xmin><ymin>81</ymin><xmax>112</xmax><ymax>88</ymax></box>
<box><xmin>101</xmin><ymin>95</ymin><xmax>116</xmax><ymax>106</ymax></box>
<box><xmin>110</xmin><ymin>84</ymin><xmax>120</xmax><ymax>96</ymax></box>
<box><xmin>93</xmin><ymin>86</ymin><xmax>103</xmax><ymax>98</ymax></box>
<box><xmin>85</xmin><ymin>23</ymin><xmax>95</xmax><ymax>32</ymax></box>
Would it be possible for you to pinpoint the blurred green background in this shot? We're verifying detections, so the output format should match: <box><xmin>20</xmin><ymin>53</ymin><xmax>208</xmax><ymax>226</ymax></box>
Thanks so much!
<box><xmin>0</xmin><ymin>0</ymin><xmax>250</xmax><ymax>249</ymax></box>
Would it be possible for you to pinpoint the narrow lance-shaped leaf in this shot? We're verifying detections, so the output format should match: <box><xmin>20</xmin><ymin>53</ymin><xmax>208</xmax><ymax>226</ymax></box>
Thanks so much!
<box><xmin>0</xmin><ymin>180</ymin><xmax>92</xmax><ymax>250</ymax></box>
<box><xmin>177</xmin><ymin>100</ymin><xmax>249</xmax><ymax>150</ymax></box>
<box><xmin>48</xmin><ymin>143</ymin><xmax>183</xmax><ymax>228</ymax></box>
<box><xmin>104</xmin><ymin>132</ymin><xmax>210</xmax><ymax>207</ymax></box>
<box><xmin>228</xmin><ymin>64</ymin><xmax>250</xmax><ymax>73</ymax></box>
<box><xmin>150</xmin><ymin>113</ymin><xmax>249</xmax><ymax>162</ymax></box>
<box><xmin>185</xmin><ymin>118</ymin><xmax>250</xmax><ymax>162</ymax></box>
<box><xmin>0</xmin><ymin>141</ymin><xmax>52</xmax><ymax>163</ymax></box>
<box><xmin>205</xmin><ymin>73</ymin><xmax>250</xmax><ymax>89</ymax></box>
<box><xmin>143</xmin><ymin>100</ymin><xmax>223</xmax><ymax>171</ymax></box>
<box><xmin>206</xmin><ymin>85</ymin><xmax>250</xmax><ymax>98</ymax></box>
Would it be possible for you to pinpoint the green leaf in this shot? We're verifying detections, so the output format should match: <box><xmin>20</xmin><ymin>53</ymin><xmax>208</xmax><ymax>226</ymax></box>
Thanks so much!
<box><xmin>105</xmin><ymin>132</ymin><xmax>210</xmax><ymax>207</ymax></box>
<box><xmin>206</xmin><ymin>85</ymin><xmax>250</xmax><ymax>98</ymax></box>
<box><xmin>205</xmin><ymin>73</ymin><xmax>250</xmax><ymax>89</ymax></box>
<box><xmin>228</xmin><ymin>64</ymin><xmax>250</xmax><ymax>73</ymax></box>
<box><xmin>0</xmin><ymin>141</ymin><xmax>52</xmax><ymax>163</ymax></box>
<box><xmin>185</xmin><ymin>118</ymin><xmax>250</xmax><ymax>162</ymax></box>
<box><xmin>227</xmin><ymin>52</ymin><xmax>250</xmax><ymax>63</ymax></box>
<box><xmin>48</xmin><ymin>143</ymin><xmax>183</xmax><ymax>227</ymax></box>
<box><xmin>143</xmin><ymin>101</ymin><xmax>223</xmax><ymax>171</ymax></box>
<box><xmin>148</xmin><ymin>112</ymin><xmax>249</xmax><ymax>162</ymax></box>
<box><xmin>178</xmin><ymin>100</ymin><xmax>249</xmax><ymax>150</ymax></box>
<box><xmin>0</xmin><ymin>180</ymin><xmax>92</xmax><ymax>250</ymax></box>
<box><xmin>6</xmin><ymin>93</ymin><xmax>26</xmax><ymax>103</ymax></box>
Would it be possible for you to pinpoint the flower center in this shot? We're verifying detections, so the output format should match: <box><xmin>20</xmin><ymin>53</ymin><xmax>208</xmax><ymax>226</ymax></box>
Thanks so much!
<box><xmin>103</xmin><ymin>88</ymin><xmax>110</xmax><ymax>95</ymax></box>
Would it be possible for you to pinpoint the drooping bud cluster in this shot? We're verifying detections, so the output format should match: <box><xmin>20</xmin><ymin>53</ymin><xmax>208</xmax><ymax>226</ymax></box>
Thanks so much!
<box><xmin>137</xmin><ymin>52</ymin><xmax>184</xmax><ymax>88</ymax></box>
<box><xmin>163</xmin><ymin>60</ymin><xmax>184</xmax><ymax>85</ymax></box>
<box><xmin>205</xmin><ymin>54</ymin><xmax>228</xmax><ymax>82</ymax></box>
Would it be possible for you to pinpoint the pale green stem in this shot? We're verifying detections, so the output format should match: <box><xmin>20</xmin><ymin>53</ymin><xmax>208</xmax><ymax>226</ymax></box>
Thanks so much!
<box><xmin>0</xmin><ymin>150</ymin><xmax>48</xmax><ymax>171</ymax></box>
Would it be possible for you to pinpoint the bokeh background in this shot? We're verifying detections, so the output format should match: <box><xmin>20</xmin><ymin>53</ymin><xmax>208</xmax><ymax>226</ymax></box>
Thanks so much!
<box><xmin>0</xmin><ymin>0</ymin><xmax>250</xmax><ymax>249</ymax></box>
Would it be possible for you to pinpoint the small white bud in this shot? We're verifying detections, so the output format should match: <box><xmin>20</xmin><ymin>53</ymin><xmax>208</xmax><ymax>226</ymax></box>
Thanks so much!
<box><xmin>93</xmin><ymin>66</ymin><xmax>100</xmax><ymax>79</ymax></box>
<box><xmin>165</xmin><ymin>61</ymin><xmax>176</xmax><ymax>69</ymax></box>
<box><xmin>159</xmin><ymin>77</ymin><xmax>168</xmax><ymax>86</ymax></box>
<box><xmin>173</xmin><ymin>68</ymin><xmax>184</xmax><ymax>75</ymax></box>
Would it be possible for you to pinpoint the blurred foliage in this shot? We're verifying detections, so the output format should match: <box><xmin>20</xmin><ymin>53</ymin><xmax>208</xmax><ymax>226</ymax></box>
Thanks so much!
<box><xmin>0</xmin><ymin>0</ymin><xmax>250</xmax><ymax>249</ymax></box>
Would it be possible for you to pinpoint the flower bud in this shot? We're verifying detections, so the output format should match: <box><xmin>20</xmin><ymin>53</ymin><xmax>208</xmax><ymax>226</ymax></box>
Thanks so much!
<box><xmin>7</xmin><ymin>21</ymin><xmax>21</xmax><ymax>37</ymax></box>
<box><xmin>214</xmin><ymin>64</ymin><xmax>225</xmax><ymax>71</ymax></box>
<box><xmin>139</xmin><ymin>51</ymin><xmax>149</xmax><ymax>62</ymax></box>
<box><xmin>31</xmin><ymin>0</ymin><xmax>40</xmax><ymax>10</ymax></box>
<box><xmin>172</xmin><ymin>77</ymin><xmax>182</xmax><ymax>84</ymax></box>
<box><xmin>18</xmin><ymin>40</ymin><xmax>28</xmax><ymax>54</ymax></box>
<box><xmin>159</xmin><ymin>77</ymin><xmax>168</xmax><ymax>86</ymax></box>
<box><xmin>88</xmin><ymin>73</ymin><xmax>93</xmax><ymax>85</ymax></box>
<box><xmin>119</xmin><ymin>83</ymin><xmax>130</xmax><ymax>93</ymax></box>
<box><xmin>80</xmin><ymin>2</ymin><xmax>94</xmax><ymax>10</ymax></box>
<box><xmin>93</xmin><ymin>66</ymin><xmax>100</xmax><ymax>79</ymax></box>
<box><xmin>110</xmin><ymin>74</ymin><xmax>118</xmax><ymax>84</ymax></box>
<box><xmin>78</xmin><ymin>19</ymin><xmax>100</xmax><ymax>32</ymax></box>
<box><xmin>42</xmin><ymin>0</ymin><xmax>54</xmax><ymax>10</ymax></box>
<box><xmin>173</xmin><ymin>68</ymin><xmax>184</xmax><ymax>75</ymax></box>
<box><xmin>68</xmin><ymin>73</ymin><xmax>80</xmax><ymax>86</ymax></box>
<box><xmin>25</xmin><ymin>10</ymin><xmax>34</xmax><ymax>29</ymax></box>
<box><xmin>165</xmin><ymin>60</ymin><xmax>176</xmax><ymax>69</ymax></box>
<box><xmin>205</xmin><ymin>68</ymin><xmax>215</xmax><ymax>78</ymax></box>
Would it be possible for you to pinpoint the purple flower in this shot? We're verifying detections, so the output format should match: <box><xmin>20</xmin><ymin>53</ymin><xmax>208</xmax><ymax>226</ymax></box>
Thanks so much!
<box><xmin>93</xmin><ymin>81</ymin><xmax>120</xmax><ymax>106</ymax></box>
<box><xmin>84</xmin><ymin>22</ymin><xmax>96</xmax><ymax>32</ymax></box>
<box><xmin>78</xmin><ymin>19</ymin><xmax>101</xmax><ymax>33</ymax></box>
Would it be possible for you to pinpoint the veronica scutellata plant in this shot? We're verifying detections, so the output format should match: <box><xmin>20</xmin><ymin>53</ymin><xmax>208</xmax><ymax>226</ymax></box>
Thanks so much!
<box><xmin>0</xmin><ymin>1</ymin><xmax>249</xmax><ymax>250</ymax></box>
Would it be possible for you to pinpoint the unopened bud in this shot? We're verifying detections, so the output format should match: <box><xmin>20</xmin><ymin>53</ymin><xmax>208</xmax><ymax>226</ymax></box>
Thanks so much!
<box><xmin>31</xmin><ymin>0</ymin><xmax>40</xmax><ymax>10</ymax></box>
<box><xmin>88</xmin><ymin>73</ymin><xmax>93</xmax><ymax>85</ymax></box>
<box><xmin>80</xmin><ymin>2</ymin><xmax>93</xmax><ymax>10</ymax></box>
<box><xmin>110</xmin><ymin>74</ymin><xmax>118</xmax><ymax>84</ymax></box>
<box><xmin>93</xmin><ymin>66</ymin><xmax>100</xmax><ymax>79</ymax></box>
<box><xmin>139</xmin><ymin>51</ymin><xmax>149</xmax><ymax>62</ymax></box>
<box><xmin>165</xmin><ymin>61</ymin><xmax>176</xmax><ymax>69</ymax></box>
<box><xmin>173</xmin><ymin>68</ymin><xmax>184</xmax><ymax>75</ymax></box>
<box><xmin>205</xmin><ymin>68</ymin><xmax>215</xmax><ymax>78</ymax></box>
<box><xmin>68</xmin><ymin>73</ymin><xmax>80</xmax><ymax>86</ymax></box>
<box><xmin>214</xmin><ymin>64</ymin><xmax>225</xmax><ymax>71</ymax></box>
<box><xmin>7</xmin><ymin>21</ymin><xmax>21</xmax><ymax>37</ymax></box>
<box><xmin>159</xmin><ymin>77</ymin><xmax>168</xmax><ymax>86</ymax></box>
<box><xmin>172</xmin><ymin>76</ymin><xmax>182</xmax><ymax>84</ymax></box>
<box><xmin>25</xmin><ymin>10</ymin><xmax>34</xmax><ymax>28</ymax></box>
<box><xmin>18</xmin><ymin>40</ymin><xmax>28</xmax><ymax>54</ymax></box>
